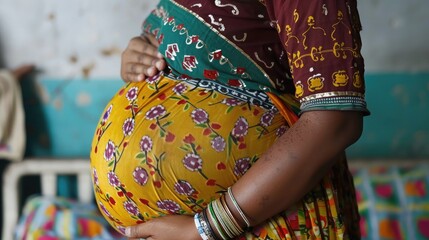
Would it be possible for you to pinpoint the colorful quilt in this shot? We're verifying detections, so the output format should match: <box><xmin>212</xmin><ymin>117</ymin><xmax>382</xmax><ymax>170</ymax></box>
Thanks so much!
<box><xmin>14</xmin><ymin>196</ymin><xmax>123</xmax><ymax>240</ymax></box>
<box><xmin>14</xmin><ymin>162</ymin><xmax>429</xmax><ymax>239</ymax></box>
<box><xmin>352</xmin><ymin>162</ymin><xmax>429</xmax><ymax>240</ymax></box>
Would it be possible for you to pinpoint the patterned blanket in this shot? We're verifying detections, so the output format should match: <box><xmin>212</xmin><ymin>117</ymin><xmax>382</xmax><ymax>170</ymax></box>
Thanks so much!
<box><xmin>14</xmin><ymin>196</ymin><xmax>123</xmax><ymax>240</ymax></box>
<box><xmin>15</xmin><ymin>162</ymin><xmax>429</xmax><ymax>239</ymax></box>
<box><xmin>352</xmin><ymin>162</ymin><xmax>429</xmax><ymax>240</ymax></box>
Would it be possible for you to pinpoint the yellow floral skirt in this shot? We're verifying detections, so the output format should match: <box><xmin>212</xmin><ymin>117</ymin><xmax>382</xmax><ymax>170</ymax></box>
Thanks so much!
<box><xmin>90</xmin><ymin>74</ymin><xmax>359</xmax><ymax>239</ymax></box>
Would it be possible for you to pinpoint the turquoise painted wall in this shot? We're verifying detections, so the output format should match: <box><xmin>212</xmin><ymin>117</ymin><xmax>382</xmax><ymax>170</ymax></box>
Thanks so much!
<box><xmin>347</xmin><ymin>73</ymin><xmax>429</xmax><ymax>159</ymax></box>
<box><xmin>23</xmin><ymin>73</ymin><xmax>429</xmax><ymax>160</ymax></box>
<box><xmin>22</xmin><ymin>78</ymin><xmax>123</xmax><ymax>157</ymax></box>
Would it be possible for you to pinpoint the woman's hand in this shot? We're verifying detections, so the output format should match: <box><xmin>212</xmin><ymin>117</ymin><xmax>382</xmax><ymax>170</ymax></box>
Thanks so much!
<box><xmin>125</xmin><ymin>215</ymin><xmax>201</xmax><ymax>240</ymax></box>
<box><xmin>121</xmin><ymin>34</ymin><xmax>167</xmax><ymax>82</ymax></box>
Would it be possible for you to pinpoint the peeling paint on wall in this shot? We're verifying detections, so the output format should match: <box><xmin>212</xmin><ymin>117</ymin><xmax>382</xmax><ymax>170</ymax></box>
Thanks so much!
<box><xmin>81</xmin><ymin>62</ymin><xmax>96</xmax><ymax>78</ymax></box>
<box><xmin>100</xmin><ymin>46</ymin><xmax>122</xmax><ymax>57</ymax></box>
<box><xmin>76</xmin><ymin>91</ymin><xmax>92</xmax><ymax>106</ymax></box>
<box><xmin>1</xmin><ymin>0</ymin><xmax>428</xmax><ymax>77</ymax></box>
<box><xmin>0</xmin><ymin>0</ymin><xmax>158</xmax><ymax>79</ymax></box>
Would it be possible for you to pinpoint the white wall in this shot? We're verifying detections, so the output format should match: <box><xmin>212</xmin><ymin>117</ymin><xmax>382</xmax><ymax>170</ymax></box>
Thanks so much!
<box><xmin>0</xmin><ymin>0</ymin><xmax>158</xmax><ymax>79</ymax></box>
<box><xmin>0</xmin><ymin>0</ymin><xmax>428</xmax><ymax>79</ymax></box>
<box><xmin>359</xmin><ymin>0</ymin><xmax>429</xmax><ymax>72</ymax></box>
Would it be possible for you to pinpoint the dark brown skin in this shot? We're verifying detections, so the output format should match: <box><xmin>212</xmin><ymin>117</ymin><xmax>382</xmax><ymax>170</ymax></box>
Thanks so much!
<box><xmin>122</xmin><ymin>35</ymin><xmax>364</xmax><ymax>240</ymax></box>
<box><xmin>228</xmin><ymin>110</ymin><xmax>363</xmax><ymax>226</ymax></box>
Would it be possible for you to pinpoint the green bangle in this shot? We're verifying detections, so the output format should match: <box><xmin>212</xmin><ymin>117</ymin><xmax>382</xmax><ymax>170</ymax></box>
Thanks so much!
<box><xmin>208</xmin><ymin>202</ymin><xmax>229</xmax><ymax>240</ymax></box>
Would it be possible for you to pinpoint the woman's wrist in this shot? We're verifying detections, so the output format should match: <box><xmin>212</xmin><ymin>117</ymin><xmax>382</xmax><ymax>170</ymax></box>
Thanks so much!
<box><xmin>189</xmin><ymin>214</ymin><xmax>205</xmax><ymax>240</ymax></box>
<box><xmin>195</xmin><ymin>192</ymin><xmax>249</xmax><ymax>240</ymax></box>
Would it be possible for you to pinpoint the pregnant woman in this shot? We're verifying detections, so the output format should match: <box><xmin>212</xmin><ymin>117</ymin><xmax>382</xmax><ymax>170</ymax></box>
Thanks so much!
<box><xmin>90</xmin><ymin>0</ymin><xmax>368</xmax><ymax>239</ymax></box>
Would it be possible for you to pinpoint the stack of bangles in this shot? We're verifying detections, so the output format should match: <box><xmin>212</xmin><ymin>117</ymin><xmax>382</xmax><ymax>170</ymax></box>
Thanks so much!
<box><xmin>194</xmin><ymin>187</ymin><xmax>251</xmax><ymax>240</ymax></box>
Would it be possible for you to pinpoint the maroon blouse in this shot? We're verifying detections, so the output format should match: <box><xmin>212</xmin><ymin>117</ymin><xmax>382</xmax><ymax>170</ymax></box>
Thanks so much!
<box><xmin>264</xmin><ymin>0</ymin><xmax>367</xmax><ymax>113</ymax></box>
<box><xmin>143</xmin><ymin>0</ymin><xmax>368</xmax><ymax>114</ymax></box>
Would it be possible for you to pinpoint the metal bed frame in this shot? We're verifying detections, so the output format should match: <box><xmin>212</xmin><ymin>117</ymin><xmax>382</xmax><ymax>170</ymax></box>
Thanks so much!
<box><xmin>2</xmin><ymin>159</ymin><xmax>92</xmax><ymax>240</ymax></box>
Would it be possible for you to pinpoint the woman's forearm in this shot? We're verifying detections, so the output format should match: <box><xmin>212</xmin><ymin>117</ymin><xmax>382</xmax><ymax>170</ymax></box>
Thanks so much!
<box><xmin>229</xmin><ymin>110</ymin><xmax>363</xmax><ymax>226</ymax></box>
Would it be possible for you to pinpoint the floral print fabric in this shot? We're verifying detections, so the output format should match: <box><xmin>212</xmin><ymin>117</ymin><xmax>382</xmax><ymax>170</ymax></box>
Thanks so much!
<box><xmin>91</xmin><ymin>74</ymin><xmax>291</xmax><ymax>236</ymax></box>
<box><xmin>91</xmin><ymin>74</ymin><xmax>359</xmax><ymax>239</ymax></box>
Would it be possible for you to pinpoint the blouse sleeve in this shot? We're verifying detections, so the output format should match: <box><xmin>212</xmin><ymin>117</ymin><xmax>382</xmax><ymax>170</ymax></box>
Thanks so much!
<box><xmin>266</xmin><ymin>0</ymin><xmax>369</xmax><ymax>114</ymax></box>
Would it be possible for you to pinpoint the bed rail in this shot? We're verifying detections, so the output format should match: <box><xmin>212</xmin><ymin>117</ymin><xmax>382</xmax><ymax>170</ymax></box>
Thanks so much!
<box><xmin>2</xmin><ymin>159</ymin><xmax>92</xmax><ymax>240</ymax></box>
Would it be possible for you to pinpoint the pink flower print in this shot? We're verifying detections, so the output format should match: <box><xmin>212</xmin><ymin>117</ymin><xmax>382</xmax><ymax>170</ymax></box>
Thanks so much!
<box><xmin>157</xmin><ymin>199</ymin><xmax>181</xmax><ymax>214</ymax></box>
<box><xmin>276</xmin><ymin>125</ymin><xmax>289</xmax><ymax>137</ymax></box>
<box><xmin>145</xmin><ymin>105</ymin><xmax>167</xmax><ymax>120</ymax></box>
<box><xmin>211</xmin><ymin>136</ymin><xmax>226</xmax><ymax>152</ymax></box>
<box><xmin>173</xmin><ymin>83</ymin><xmax>187</xmax><ymax>95</ymax></box>
<box><xmin>123</xmin><ymin>201</ymin><xmax>140</xmax><ymax>216</ymax></box>
<box><xmin>92</xmin><ymin>168</ymin><xmax>99</xmax><ymax>186</ymax></box>
<box><xmin>222</xmin><ymin>98</ymin><xmax>242</xmax><ymax>107</ymax></box>
<box><xmin>234</xmin><ymin>157</ymin><xmax>251</xmax><ymax>176</ymax></box>
<box><xmin>98</xmin><ymin>202</ymin><xmax>112</xmax><ymax>218</ymax></box>
<box><xmin>260</xmin><ymin>112</ymin><xmax>274</xmax><ymax>127</ymax></box>
<box><xmin>104</xmin><ymin>140</ymin><xmax>115</xmax><ymax>161</ymax></box>
<box><xmin>191</xmin><ymin>108</ymin><xmax>208</xmax><ymax>124</ymax></box>
<box><xmin>174</xmin><ymin>180</ymin><xmax>195</xmax><ymax>196</ymax></box>
<box><xmin>183</xmin><ymin>153</ymin><xmax>203</xmax><ymax>171</ymax></box>
<box><xmin>140</xmin><ymin>136</ymin><xmax>153</xmax><ymax>152</ymax></box>
<box><xmin>101</xmin><ymin>105</ymin><xmax>113</xmax><ymax>123</ymax></box>
<box><xmin>107</xmin><ymin>171</ymin><xmax>121</xmax><ymax>187</ymax></box>
<box><xmin>126</xmin><ymin>87</ymin><xmax>138</xmax><ymax>101</ymax></box>
<box><xmin>146</xmin><ymin>72</ymin><xmax>161</xmax><ymax>84</ymax></box>
<box><xmin>232</xmin><ymin>117</ymin><xmax>249</xmax><ymax>138</ymax></box>
<box><xmin>122</xmin><ymin>118</ymin><xmax>135</xmax><ymax>136</ymax></box>
<box><xmin>133</xmin><ymin>167</ymin><xmax>149</xmax><ymax>186</ymax></box>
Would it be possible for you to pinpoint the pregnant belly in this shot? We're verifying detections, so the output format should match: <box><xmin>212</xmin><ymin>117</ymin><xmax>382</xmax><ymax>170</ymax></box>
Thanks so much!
<box><xmin>89</xmin><ymin>74</ymin><xmax>288</xmax><ymax>234</ymax></box>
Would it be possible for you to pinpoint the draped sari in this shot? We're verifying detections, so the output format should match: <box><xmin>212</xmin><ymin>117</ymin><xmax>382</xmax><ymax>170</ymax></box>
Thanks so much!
<box><xmin>90</xmin><ymin>1</ymin><xmax>368</xmax><ymax>239</ymax></box>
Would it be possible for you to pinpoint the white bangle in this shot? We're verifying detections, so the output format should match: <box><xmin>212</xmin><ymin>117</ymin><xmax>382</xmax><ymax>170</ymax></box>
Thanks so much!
<box><xmin>227</xmin><ymin>187</ymin><xmax>251</xmax><ymax>227</ymax></box>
